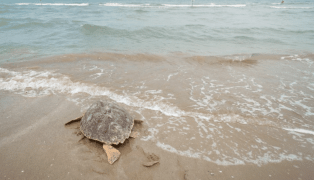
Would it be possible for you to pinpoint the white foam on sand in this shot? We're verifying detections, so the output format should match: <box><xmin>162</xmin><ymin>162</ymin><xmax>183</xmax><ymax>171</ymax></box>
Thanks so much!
<box><xmin>0</xmin><ymin>68</ymin><xmax>186</xmax><ymax>117</ymax></box>
<box><xmin>156</xmin><ymin>141</ymin><xmax>303</xmax><ymax>166</ymax></box>
<box><xmin>284</xmin><ymin>128</ymin><xmax>314</xmax><ymax>135</ymax></box>
<box><xmin>156</xmin><ymin>141</ymin><xmax>202</xmax><ymax>159</ymax></box>
<box><xmin>88</xmin><ymin>65</ymin><xmax>104</xmax><ymax>79</ymax></box>
<box><xmin>167</xmin><ymin>72</ymin><xmax>178</xmax><ymax>81</ymax></box>
<box><xmin>141</xmin><ymin>128</ymin><xmax>159</xmax><ymax>141</ymax></box>
<box><xmin>0</xmin><ymin>68</ymin><xmax>256</xmax><ymax>124</ymax></box>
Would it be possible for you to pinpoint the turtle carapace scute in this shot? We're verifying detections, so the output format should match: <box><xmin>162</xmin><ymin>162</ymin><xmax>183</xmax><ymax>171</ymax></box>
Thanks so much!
<box><xmin>80</xmin><ymin>101</ymin><xmax>134</xmax><ymax>145</ymax></box>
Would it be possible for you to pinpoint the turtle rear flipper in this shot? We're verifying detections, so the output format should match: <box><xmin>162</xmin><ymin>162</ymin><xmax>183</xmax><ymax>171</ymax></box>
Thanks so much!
<box><xmin>103</xmin><ymin>144</ymin><xmax>120</xmax><ymax>164</ymax></box>
<box><xmin>65</xmin><ymin>115</ymin><xmax>83</xmax><ymax>126</ymax></box>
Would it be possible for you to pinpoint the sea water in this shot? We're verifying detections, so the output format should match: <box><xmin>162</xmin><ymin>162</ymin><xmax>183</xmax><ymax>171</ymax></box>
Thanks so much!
<box><xmin>1</xmin><ymin>0</ymin><xmax>314</xmax><ymax>61</ymax></box>
<box><xmin>0</xmin><ymin>0</ymin><xmax>314</xmax><ymax>166</ymax></box>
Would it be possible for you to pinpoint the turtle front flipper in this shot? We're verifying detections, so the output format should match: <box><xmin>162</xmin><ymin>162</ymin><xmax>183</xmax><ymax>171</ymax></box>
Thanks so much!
<box><xmin>103</xmin><ymin>144</ymin><xmax>120</xmax><ymax>164</ymax></box>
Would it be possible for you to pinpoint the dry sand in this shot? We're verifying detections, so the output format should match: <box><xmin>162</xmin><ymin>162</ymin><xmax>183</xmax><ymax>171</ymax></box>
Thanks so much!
<box><xmin>1</xmin><ymin>92</ymin><xmax>313</xmax><ymax>180</ymax></box>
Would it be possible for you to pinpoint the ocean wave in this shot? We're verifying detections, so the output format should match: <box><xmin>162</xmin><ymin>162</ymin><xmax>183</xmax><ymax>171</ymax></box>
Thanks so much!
<box><xmin>80</xmin><ymin>24</ymin><xmax>213</xmax><ymax>41</ymax></box>
<box><xmin>81</xmin><ymin>24</ymin><xmax>124</xmax><ymax>35</ymax></box>
<box><xmin>0</xmin><ymin>18</ymin><xmax>9</xmax><ymax>27</ymax></box>
<box><xmin>99</xmin><ymin>3</ymin><xmax>150</xmax><ymax>7</ymax></box>
<box><xmin>270</xmin><ymin>6</ymin><xmax>312</xmax><ymax>9</ymax></box>
<box><xmin>15</xmin><ymin>3</ymin><xmax>89</xmax><ymax>6</ymax></box>
<box><xmin>4</xmin><ymin>19</ymin><xmax>56</xmax><ymax>30</ymax></box>
<box><xmin>79</xmin><ymin>23</ymin><xmax>313</xmax><ymax>45</ymax></box>
<box><xmin>99</xmin><ymin>3</ymin><xmax>246</xmax><ymax>8</ymax></box>
<box><xmin>232</xmin><ymin>35</ymin><xmax>285</xmax><ymax>44</ymax></box>
<box><xmin>163</xmin><ymin>4</ymin><xmax>246</xmax><ymax>8</ymax></box>
<box><xmin>15</xmin><ymin>3</ymin><xmax>30</xmax><ymax>5</ymax></box>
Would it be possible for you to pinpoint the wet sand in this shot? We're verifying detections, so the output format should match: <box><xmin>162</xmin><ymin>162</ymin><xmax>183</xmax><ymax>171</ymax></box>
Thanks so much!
<box><xmin>1</xmin><ymin>53</ymin><xmax>314</xmax><ymax>179</ymax></box>
<box><xmin>1</xmin><ymin>93</ymin><xmax>313</xmax><ymax>180</ymax></box>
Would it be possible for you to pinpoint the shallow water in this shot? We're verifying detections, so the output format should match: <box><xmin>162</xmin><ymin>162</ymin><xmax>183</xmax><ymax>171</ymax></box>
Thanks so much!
<box><xmin>1</xmin><ymin>0</ymin><xmax>314</xmax><ymax>62</ymax></box>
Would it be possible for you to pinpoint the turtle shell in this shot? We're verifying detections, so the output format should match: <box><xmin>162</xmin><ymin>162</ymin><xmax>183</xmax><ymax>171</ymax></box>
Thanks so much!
<box><xmin>80</xmin><ymin>101</ymin><xmax>134</xmax><ymax>145</ymax></box>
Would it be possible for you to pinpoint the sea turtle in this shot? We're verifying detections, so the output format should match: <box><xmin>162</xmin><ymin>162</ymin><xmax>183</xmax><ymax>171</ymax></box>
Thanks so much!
<box><xmin>65</xmin><ymin>100</ymin><xmax>142</xmax><ymax>164</ymax></box>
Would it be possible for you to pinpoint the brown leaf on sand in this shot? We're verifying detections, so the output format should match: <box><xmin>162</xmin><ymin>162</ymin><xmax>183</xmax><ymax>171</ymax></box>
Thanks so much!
<box><xmin>130</xmin><ymin>131</ymin><xmax>140</xmax><ymax>138</ymax></box>
<box><xmin>103</xmin><ymin>144</ymin><xmax>121</xmax><ymax>165</ymax></box>
<box><xmin>143</xmin><ymin>161</ymin><xmax>159</xmax><ymax>167</ymax></box>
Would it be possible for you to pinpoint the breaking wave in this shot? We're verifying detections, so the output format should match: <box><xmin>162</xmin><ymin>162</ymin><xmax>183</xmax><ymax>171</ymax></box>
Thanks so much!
<box><xmin>270</xmin><ymin>6</ymin><xmax>312</xmax><ymax>9</ymax></box>
<box><xmin>15</xmin><ymin>3</ymin><xmax>89</xmax><ymax>6</ymax></box>
<box><xmin>99</xmin><ymin>3</ymin><xmax>246</xmax><ymax>8</ymax></box>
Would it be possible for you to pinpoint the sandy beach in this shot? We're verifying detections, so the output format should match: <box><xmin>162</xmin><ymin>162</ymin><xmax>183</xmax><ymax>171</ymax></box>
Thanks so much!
<box><xmin>1</xmin><ymin>93</ymin><xmax>314</xmax><ymax>180</ymax></box>
<box><xmin>1</xmin><ymin>53</ymin><xmax>314</xmax><ymax>180</ymax></box>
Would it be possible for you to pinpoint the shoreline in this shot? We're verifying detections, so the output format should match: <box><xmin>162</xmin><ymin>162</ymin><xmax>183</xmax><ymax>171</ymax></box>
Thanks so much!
<box><xmin>1</xmin><ymin>49</ymin><xmax>314</xmax><ymax>66</ymax></box>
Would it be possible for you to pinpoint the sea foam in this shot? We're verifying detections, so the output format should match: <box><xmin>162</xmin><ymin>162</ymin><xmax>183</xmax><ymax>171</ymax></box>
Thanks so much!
<box><xmin>99</xmin><ymin>3</ymin><xmax>246</xmax><ymax>8</ymax></box>
<box><xmin>284</xmin><ymin>128</ymin><xmax>314</xmax><ymax>135</ymax></box>
<box><xmin>100</xmin><ymin>3</ymin><xmax>150</xmax><ymax>7</ymax></box>
<box><xmin>270</xmin><ymin>6</ymin><xmax>311</xmax><ymax>9</ymax></box>
<box><xmin>163</xmin><ymin>4</ymin><xmax>246</xmax><ymax>8</ymax></box>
